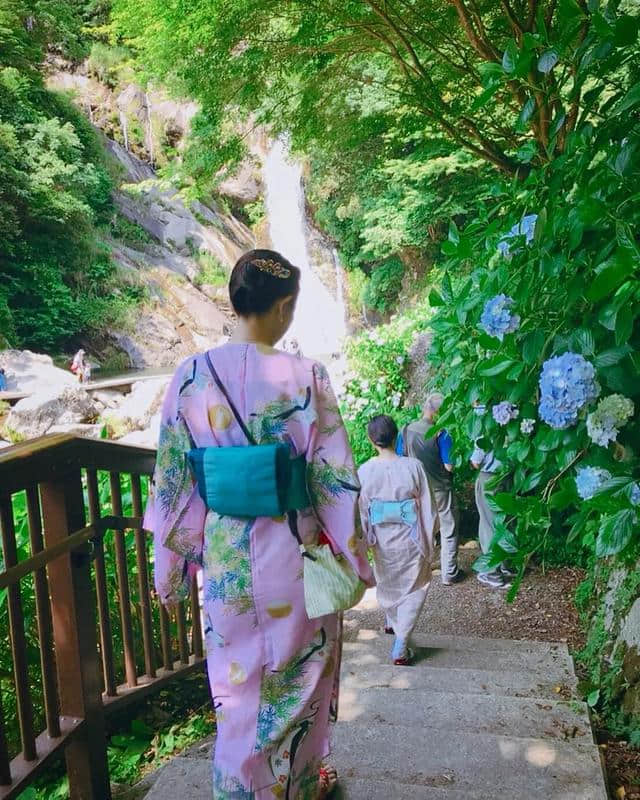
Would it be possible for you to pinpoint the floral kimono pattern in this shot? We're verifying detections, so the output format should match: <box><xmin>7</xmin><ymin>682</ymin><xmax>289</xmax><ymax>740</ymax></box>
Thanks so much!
<box><xmin>145</xmin><ymin>343</ymin><xmax>374</xmax><ymax>799</ymax></box>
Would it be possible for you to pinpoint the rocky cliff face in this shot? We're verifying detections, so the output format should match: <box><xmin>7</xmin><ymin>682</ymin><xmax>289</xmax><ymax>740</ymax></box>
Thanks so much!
<box><xmin>47</xmin><ymin>63</ymin><xmax>256</xmax><ymax>368</ymax></box>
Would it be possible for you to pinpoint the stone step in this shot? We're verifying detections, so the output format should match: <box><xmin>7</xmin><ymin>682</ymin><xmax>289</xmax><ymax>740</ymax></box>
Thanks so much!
<box><xmin>332</xmin><ymin>722</ymin><xmax>607</xmax><ymax>800</ymax></box>
<box><xmin>343</xmin><ymin>636</ymin><xmax>574</xmax><ymax>681</ymax></box>
<box><xmin>143</xmin><ymin>757</ymin><xmax>209</xmax><ymax>800</ymax></box>
<box><xmin>338</xmin><ymin>687</ymin><xmax>593</xmax><ymax>743</ymax></box>
<box><xmin>341</xmin><ymin>664</ymin><xmax>578</xmax><ymax>700</ymax></box>
<box><xmin>351</xmin><ymin>627</ymin><xmax>570</xmax><ymax>657</ymax></box>
<box><xmin>333</xmin><ymin>776</ymin><xmax>602</xmax><ymax>800</ymax></box>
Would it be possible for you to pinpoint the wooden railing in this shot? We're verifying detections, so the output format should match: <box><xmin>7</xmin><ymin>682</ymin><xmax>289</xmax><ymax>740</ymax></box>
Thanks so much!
<box><xmin>0</xmin><ymin>435</ymin><xmax>205</xmax><ymax>799</ymax></box>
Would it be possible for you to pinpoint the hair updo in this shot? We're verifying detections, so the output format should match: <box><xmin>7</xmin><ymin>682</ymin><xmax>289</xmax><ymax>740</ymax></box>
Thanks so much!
<box><xmin>367</xmin><ymin>414</ymin><xmax>398</xmax><ymax>449</ymax></box>
<box><xmin>229</xmin><ymin>249</ymin><xmax>301</xmax><ymax>316</ymax></box>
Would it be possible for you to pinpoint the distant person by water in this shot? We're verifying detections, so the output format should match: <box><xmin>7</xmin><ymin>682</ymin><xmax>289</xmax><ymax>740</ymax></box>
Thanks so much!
<box><xmin>0</xmin><ymin>368</ymin><xmax>7</xmax><ymax>392</ymax></box>
<box><xmin>146</xmin><ymin>248</ymin><xmax>373</xmax><ymax>799</ymax></box>
<box><xmin>358</xmin><ymin>414</ymin><xmax>437</xmax><ymax>665</ymax></box>
<box><xmin>70</xmin><ymin>349</ymin><xmax>86</xmax><ymax>382</ymax></box>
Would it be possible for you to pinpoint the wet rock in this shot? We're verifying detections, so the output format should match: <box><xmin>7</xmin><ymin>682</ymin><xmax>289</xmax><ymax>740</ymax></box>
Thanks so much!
<box><xmin>101</xmin><ymin>379</ymin><xmax>168</xmax><ymax>437</ymax></box>
<box><xmin>6</xmin><ymin>385</ymin><xmax>98</xmax><ymax>439</ymax></box>
<box><xmin>48</xmin><ymin>422</ymin><xmax>103</xmax><ymax>439</ymax></box>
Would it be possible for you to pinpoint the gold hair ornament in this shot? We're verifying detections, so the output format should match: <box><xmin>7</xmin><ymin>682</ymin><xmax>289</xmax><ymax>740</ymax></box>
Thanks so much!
<box><xmin>252</xmin><ymin>258</ymin><xmax>291</xmax><ymax>279</ymax></box>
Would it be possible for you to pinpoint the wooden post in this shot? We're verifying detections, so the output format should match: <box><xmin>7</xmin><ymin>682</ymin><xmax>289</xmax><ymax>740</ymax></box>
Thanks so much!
<box><xmin>40</xmin><ymin>469</ymin><xmax>111</xmax><ymax>800</ymax></box>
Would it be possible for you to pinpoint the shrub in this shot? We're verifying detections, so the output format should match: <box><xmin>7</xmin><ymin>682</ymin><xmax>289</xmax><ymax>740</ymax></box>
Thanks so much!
<box><xmin>362</xmin><ymin>257</ymin><xmax>404</xmax><ymax>313</ymax></box>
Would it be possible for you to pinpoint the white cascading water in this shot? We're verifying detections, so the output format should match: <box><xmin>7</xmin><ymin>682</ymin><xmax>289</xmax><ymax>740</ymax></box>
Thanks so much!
<box><xmin>264</xmin><ymin>138</ymin><xmax>346</xmax><ymax>358</ymax></box>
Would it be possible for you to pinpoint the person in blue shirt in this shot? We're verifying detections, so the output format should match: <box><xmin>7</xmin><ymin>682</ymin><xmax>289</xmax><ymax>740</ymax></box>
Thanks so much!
<box><xmin>398</xmin><ymin>393</ymin><xmax>464</xmax><ymax>585</ymax></box>
<box><xmin>0</xmin><ymin>368</ymin><xmax>7</xmax><ymax>392</ymax></box>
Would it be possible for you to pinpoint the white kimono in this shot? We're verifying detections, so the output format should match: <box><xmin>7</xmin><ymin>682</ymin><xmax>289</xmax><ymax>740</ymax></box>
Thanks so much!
<box><xmin>358</xmin><ymin>455</ymin><xmax>437</xmax><ymax>659</ymax></box>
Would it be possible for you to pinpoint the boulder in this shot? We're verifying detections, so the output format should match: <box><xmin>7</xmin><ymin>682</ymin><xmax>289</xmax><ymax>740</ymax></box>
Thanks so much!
<box><xmin>101</xmin><ymin>378</ymin><xmax>168</xmax><ymax>437</ymax></box>
<box><xmin>48</xmin><ymin>423</ymin><xmax>103</xmax><ymax>440</ymax></box>
<box><xmin>117</xmin><ymin>412</ymin><xmax>161</xmax><ymax>449</ymax></box>
<box><xmin>0</xmin><ymin>350</ymin><xmax>75</xmax><ymax>395</ymax></box>
<box><xmin>93</xmin><ymin>389</ymin><xmax>126</xmax><ymax>409</ymax></box>
<box><xmin>6</xmin><ymin>385</ymin><xmax>99</xmax><ymax>439</ymax></box>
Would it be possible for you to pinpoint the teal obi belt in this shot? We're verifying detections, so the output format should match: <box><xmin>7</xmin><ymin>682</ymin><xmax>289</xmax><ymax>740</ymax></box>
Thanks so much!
<box><xmin>187</xmin><ymin>444</ymin><xmax>309</xmax><ymax>519</ymax></box>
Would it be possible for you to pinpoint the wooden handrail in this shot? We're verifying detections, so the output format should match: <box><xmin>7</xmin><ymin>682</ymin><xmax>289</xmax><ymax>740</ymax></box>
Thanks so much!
<box><xmin>0</xmin><ymin>435</ymin><xmax>156</xmax><ymax>493</ymax></box>
<box><xmin>0</xmin><ymin>516</ymin><xmax>145</xmax><ymax>590</ymax></box>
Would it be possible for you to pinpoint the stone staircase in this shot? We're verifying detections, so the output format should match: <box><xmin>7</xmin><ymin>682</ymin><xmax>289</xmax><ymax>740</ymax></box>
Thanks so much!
<box><xmin>144</xmin><ymin>629</ymin><xmax>608</xmax><ymax>799</ymax></box>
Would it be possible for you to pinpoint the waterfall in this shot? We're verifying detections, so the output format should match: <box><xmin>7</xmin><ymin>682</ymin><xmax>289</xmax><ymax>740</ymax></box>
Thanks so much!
<box><xmin>119</xmin><ymin>109</ymin><xmax>129</xmax><ymax>152</ymax></box>
<box><xmin>144</xmin><ymin>92</ymin><xmax>155</xmax><ymax>165</ymax></box>
<box><xmin>264</xmin><ymin>139</ymin><xmax>346</xmax><ymax>357</ymax></box>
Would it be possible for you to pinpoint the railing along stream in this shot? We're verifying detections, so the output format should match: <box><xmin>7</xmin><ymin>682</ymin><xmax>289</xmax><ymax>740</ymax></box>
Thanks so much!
<box><xmin>0</xmin><ymin>435</ymin><xmax>205</xmax><ymax>799</ymax></box>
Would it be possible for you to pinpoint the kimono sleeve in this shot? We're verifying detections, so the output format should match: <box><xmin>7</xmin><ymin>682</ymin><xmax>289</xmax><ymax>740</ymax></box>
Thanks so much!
<box><xmin>144</xmin><ymin>366</ymin><xmax>206</xmax><ymax>604</ymax></box>
<box><xmin>306</xmin><ymin>363</ymin><xmax>375</xmax><ymax>587</ymax></box>
<box><xmin>356</xmin><ymin>465</ymin><xmax>374</xmax><ymax>547</ymax></box>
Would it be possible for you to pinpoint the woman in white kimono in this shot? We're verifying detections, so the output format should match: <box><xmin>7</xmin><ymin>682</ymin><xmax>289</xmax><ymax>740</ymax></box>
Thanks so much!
<box><xmin>358</xmin><ymin>415</ymin><xmax>437</xmax><ymax>665</ymax></box>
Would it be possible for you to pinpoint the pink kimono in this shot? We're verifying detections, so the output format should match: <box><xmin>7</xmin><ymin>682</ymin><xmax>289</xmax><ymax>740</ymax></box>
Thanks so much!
<box><xmin>145</xmin><ymin>343</ymin><xmax>374</xmax><ymax>799</ymax></box>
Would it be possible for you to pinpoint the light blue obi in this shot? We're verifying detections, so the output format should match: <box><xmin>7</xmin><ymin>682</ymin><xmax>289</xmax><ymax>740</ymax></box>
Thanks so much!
<box><xmin>369</xmin><ymin>499</ymin><xmax>417</xmax><ymax>527</ymax></box>
<box><xmin>368</xmin><ymin>498</ymin><xmax>419</xmax><ymax>548</ymax></box>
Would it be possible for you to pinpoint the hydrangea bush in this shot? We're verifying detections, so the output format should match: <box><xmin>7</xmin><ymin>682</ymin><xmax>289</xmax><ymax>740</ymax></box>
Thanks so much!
<box><xmin>425</xmin><ymin>75</ymin><xmax>640</xmax><ymax>575</ymax></box>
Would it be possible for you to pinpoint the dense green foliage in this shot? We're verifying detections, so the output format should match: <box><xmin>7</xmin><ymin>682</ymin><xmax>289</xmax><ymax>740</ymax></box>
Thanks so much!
<box><xmin>0</xmin><ymin>1</ymin><xmax>140</xmax><ymax>351</ymax></box>
<box><xmin>425</xmin><ymin>15</ymin><xmax>639</xmax><ymax>582</ymax></box>
<box><xmin>339</xmin><ymin>306</ymin><xmax>429</xmax><ymax>463</ymax></box>
<box><xmin>113</xmin><ymin>0</ymin><xmax>639</xmax><ymax>312</ymax></box>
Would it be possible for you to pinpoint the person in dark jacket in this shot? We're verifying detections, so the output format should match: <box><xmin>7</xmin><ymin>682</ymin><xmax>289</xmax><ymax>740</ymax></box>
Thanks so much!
<box><xmin>400</xmin><ymin>393</ymin><xmax>464</xmax><ymax>586</ymax></box>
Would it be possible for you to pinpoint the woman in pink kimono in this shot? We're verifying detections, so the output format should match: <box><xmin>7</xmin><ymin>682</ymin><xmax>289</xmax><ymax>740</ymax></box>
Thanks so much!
<box><xmin>145</xmin><ymin>249</ymin><xmax>374</xmax><ymax>800</ymax></box>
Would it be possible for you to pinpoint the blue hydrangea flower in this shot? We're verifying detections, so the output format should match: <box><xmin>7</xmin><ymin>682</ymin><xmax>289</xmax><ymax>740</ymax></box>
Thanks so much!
<box><xmin>492</xmin><ymin>401</ymin><xmax>519</xmax><ymax>426</ymax></box>
<box><xmin>479</xmin><ymin>295</ymin><xmax>520</xmax><ymax>340</ymax></box>
<box><xmin>538</xmin><ymin>352</ymin><xmax>600</xmax><ymax>429</ymax></box>
<box><xmin>497</xmin><ymin>214</ymin><xmax>538</xmax><ymax>257</ymax></box>
<box><xmin>631</xmin><ymin>483</ymin><xmax>640</xmax><ymax>507</ymax></box>
<box><xmin>575</xmin><ymin>467</ymin><xmax>611</xmax><ymax>500</ymax></box>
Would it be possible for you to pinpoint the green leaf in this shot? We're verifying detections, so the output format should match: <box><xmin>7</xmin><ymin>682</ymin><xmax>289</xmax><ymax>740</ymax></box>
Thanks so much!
<box><xmin>442</xmin><ymin>273</ymin><xmax>453</xmax><ymax>302</ymax></box>
<box><xmin>615</xmin><ymin>304</ymin><xmax>635</xmax><ymax>345</ymax></box>
<box><xmin>538</xmin><ymin>50</ymin><xmax>559</xmax><ymax>73</ymax></box>
<box><xmin>478</xmin><ymin>358</ymin><xmax>515</xmax><ymax>376</ymax></box>
<box><xmin>517</xmin><ymin>97</ymin><xmax>536</xmax><ymax>128</ymax></box>
<box><xmin>441</xmin><ymin>240</ymin><xmax>457</xmax><ymax>256</ymax></box>
<box><xmin>502</xmin><ymin>41</ymin><xmax>519</xmax><ymax>73</ymax></box>
<box><xmin>522</xmin><ymin>330</ymin><xmax>545</xmax><ymax>364</ymax></box>
<box><xmin>612</xmin><ymin>83</ymin><xmax>640</xmax><ymax>115</ymax></box>
<box><xmin>490</xmin><ymin>492</ymin><xmax>521</xmax><ymax>514</ymax></box>
<box><xmin>587</xmin><ymin>248</ymin><xmax>635</xmax><ymax>302</ymax></box>
<box><xmin>471</xmin><ymin>82</ymin><xmax>501</xmax><ymax>111</ymax></box>
<box><xmin>594</xmin><ymin>346</ymin><xmax>631</xmax><ymax>368</ymax></box>
<box><xmin>587</xmin><ymin>689</ymin><xmax>600</xmax><ymax>708</ymax></box>
<box><xmin>521</xmin><ymin>470</ymin><xmax>544</xmax><ymax>492</ymax></box>
<box><xmin>448</xmin><ymin>220</ymin><xmax>460</xmax><ymax>244</ymax></box>
<box><xmin>429</xmin><ymin>289</ymin><xmax>445</xmax><ymax>307</ymax></box>
<box><xmin>596</xmin><ymin>510</ymin><xmax>635</xmax><ymax>558</ymax></box>
<box><xmin>573</xmin><ymin>328</ymin><xmax>595</xmax><ymax>355</ymax></box>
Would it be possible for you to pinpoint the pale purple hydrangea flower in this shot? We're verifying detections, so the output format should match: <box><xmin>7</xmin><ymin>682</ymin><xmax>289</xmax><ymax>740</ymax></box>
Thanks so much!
<box><xmin>480</xmin><ymin>295</ymin><xmax>520</xmax><ymax>340</ymax></box>
<box><xmin>576</xmin><ymin>466</ymin><xmax>611</xmax><ymax>500</ymax></box>
<box><xmin>492</xmin><ymin>401</ymin><xmax>519</xmax><ymax>426</ymax></box>
<box><xmin>538</xmin><ymin>352</ymin><xmax>600</xmax><ymax>429</ymax></box>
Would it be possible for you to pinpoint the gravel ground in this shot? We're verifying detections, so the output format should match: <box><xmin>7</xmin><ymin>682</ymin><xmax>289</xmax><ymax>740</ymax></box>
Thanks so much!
<box><xmin>344</xmin><ymin>541</ymin><xmax>585</xmax><ymax>648</ymax></box>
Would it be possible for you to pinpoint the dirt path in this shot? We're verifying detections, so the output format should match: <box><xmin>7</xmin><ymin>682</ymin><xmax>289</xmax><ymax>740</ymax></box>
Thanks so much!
<box><xmin>344</xmin><ymin>541</ymin><xmax>585</xmax><ymax>648</ymax></box>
